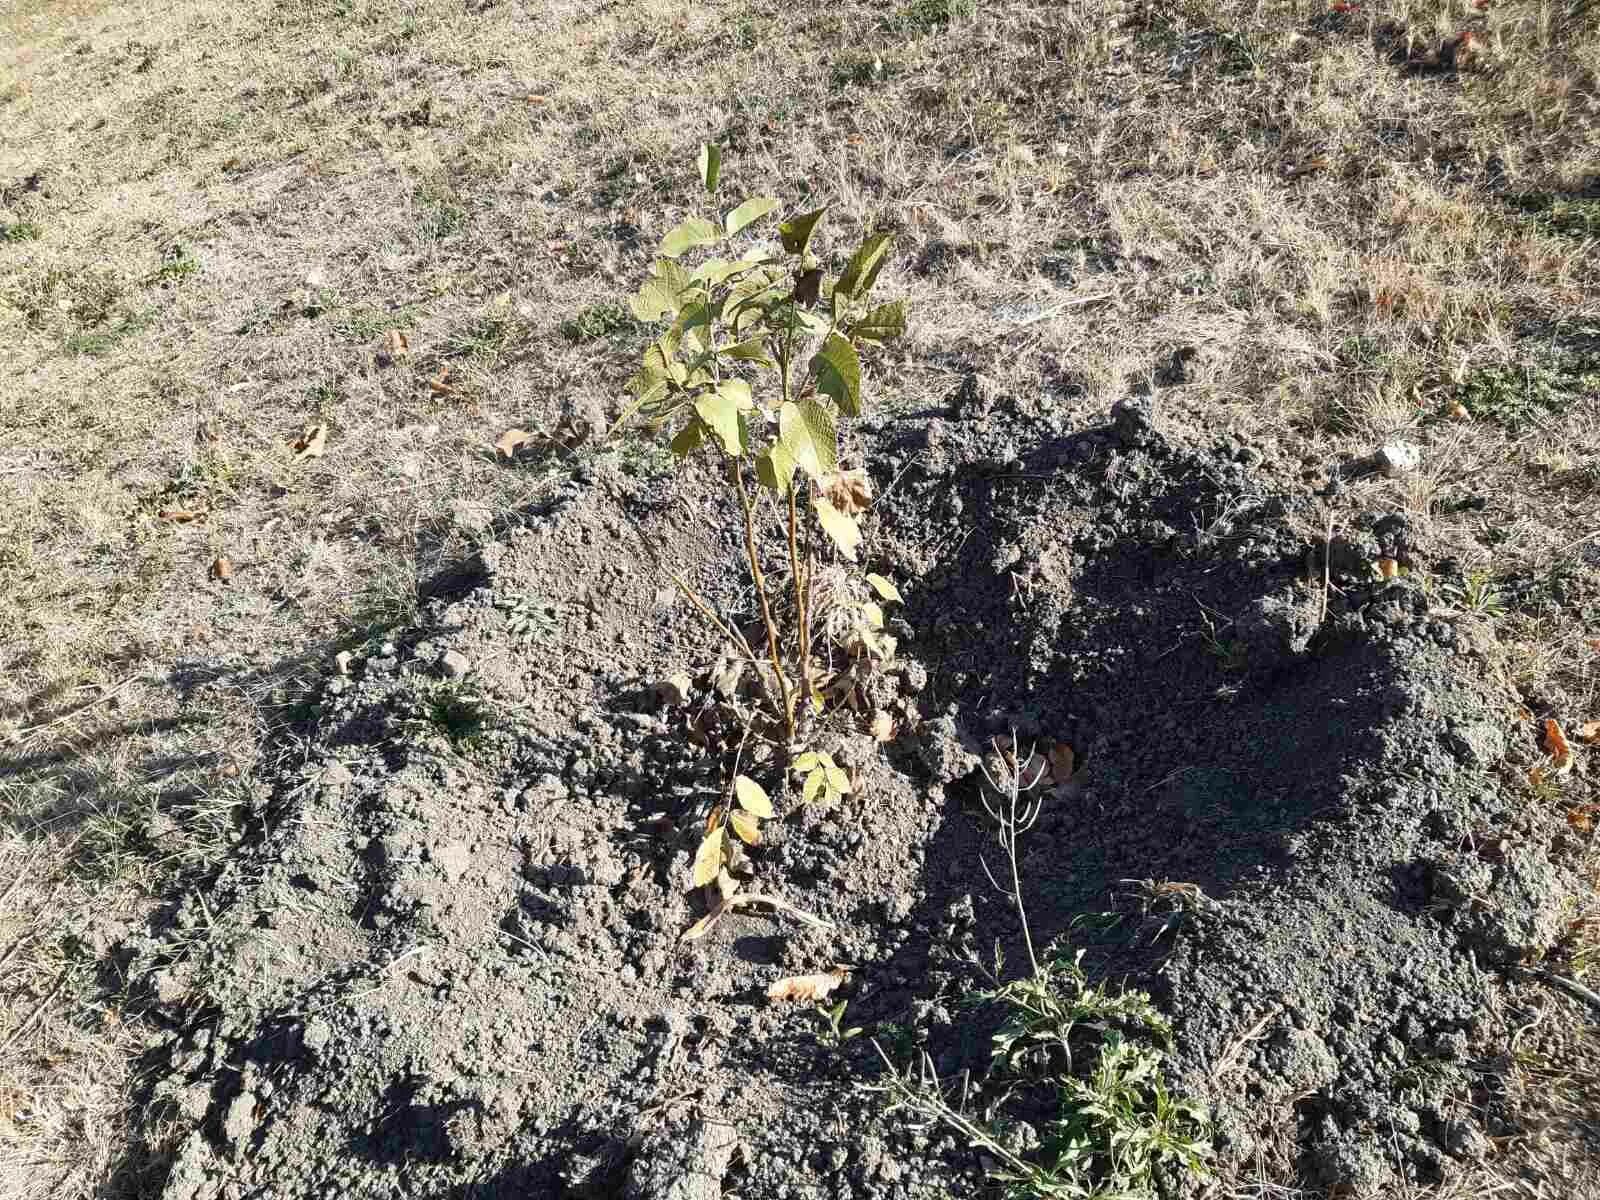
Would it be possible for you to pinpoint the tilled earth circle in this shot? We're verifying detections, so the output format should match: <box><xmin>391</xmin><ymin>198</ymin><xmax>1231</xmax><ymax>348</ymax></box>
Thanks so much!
<box><xmin>141</xmin><ymin>380</ymin><xmax>1579</xmax><ymax>1200</ymax></box>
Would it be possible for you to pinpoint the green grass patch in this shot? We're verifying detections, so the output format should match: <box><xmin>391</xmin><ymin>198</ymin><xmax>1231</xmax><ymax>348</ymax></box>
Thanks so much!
<box><xmin>1506</xmin><ymin>192</ymin><xmax>1600</xmax><ymax>238</ymax></box>
<box><xmin>1</xmin><ymin>220</ymin><xmax>42</xmax><ymax>243</ymax></box>
<box><xmin>559</xmin><ymin>300</ymin><xmax>634</xmax><ymax>343</ymax></box>
<box><xmin>1458</xmin><ymin>332</ymin><xmax>1600</xmax><ymax>430</ymax></box>
<box><xmin>890</xmin><ymin>0</ymin><xmax>976</xmax><ymax>34</ymax></box>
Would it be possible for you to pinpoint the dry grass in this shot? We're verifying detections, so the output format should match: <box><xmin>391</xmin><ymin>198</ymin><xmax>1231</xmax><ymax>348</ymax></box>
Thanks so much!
<box><xmin>3</xmin><ymin>0</ymin><xmax>1599</xmax><ymax>1195</ymax></box>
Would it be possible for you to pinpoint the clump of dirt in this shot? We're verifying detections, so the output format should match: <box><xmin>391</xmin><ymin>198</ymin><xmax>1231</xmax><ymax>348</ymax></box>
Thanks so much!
<box><xmin>135</xmin><ymin>378</ymin><xmax>1578</xmax><ymax>1199</ymax></box>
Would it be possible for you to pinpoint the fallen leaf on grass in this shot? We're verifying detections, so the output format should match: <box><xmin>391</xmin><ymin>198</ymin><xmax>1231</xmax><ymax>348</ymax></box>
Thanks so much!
<box><xmin>1449</xmin><ymin>402</ymin><xmax>1471</xmax><ymax>421</ymax></box>
<box><xmin>209</xmin><ymin>556</ymin><xmax>233</xmax><ymax>581</ymax></box>
<box><xmin>524</xmin><ymin>94</ymin><xmax>548</xmax><ymax>105</ymax></box>
<box><xmin>1543</xmin><ymin>718</ymin><xmax>1574</xmax><ymax>774</ymax></box>
<box><xmin>767</xmin><ymin>966</ymin><xmax>848</xmax><ymax>1003</ymax></box>
<box><xmin>158</xmin><ymin>508</ymin><xmax>206</xmax><ymax>523</ymax></box>
<box><xmin>1567</xmin><ymin>805</ymin><xmax>1599</xmax><ymax>833</ymax></box>
<box><xmin>680</xmin><ymin>891</ymin><xmax>836</xmax><ymax>942</ymax></box>
<box><xmin>495</xmin><ymin>428</ymin><xmax>538</xmax><ymax>458</ymax></box>
<box><xmin>428</xmin><ymin>366</ymin><xmax>458</xmax><ymax>397</ymax></box>
<box><xmin>383</xmin><ymin>329</ymin><xmax>409</xmax><ymax>361</ymax></box>
<box><xmin>292</xmin><ymin>423</ymin><xmax>328</xmax><ymax>460</ymax></box>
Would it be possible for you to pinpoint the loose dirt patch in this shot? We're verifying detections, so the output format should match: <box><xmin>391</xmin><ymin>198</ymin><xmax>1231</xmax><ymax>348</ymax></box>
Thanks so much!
<box><xmin>131</xmin><ymin>382</ymin><xmax>1590</xmax><ymax>1198</ymax></box>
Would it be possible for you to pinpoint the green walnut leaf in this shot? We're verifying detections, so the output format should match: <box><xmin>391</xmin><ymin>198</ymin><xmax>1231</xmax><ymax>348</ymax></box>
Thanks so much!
<box><xmin>811</xmin><ymin>333</ymin><xmax>862</xmax><ymax>416</ymax></box>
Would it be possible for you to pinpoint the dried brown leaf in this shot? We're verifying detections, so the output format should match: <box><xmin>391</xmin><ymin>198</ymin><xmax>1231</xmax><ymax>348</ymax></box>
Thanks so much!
<box><xmin>209</xmin><ymin>555</ymin><xmax>233</xmax><ymax>581</ymax></box>
<box><xmin>766</xmin><ymin>966</ymin><xmax>847</xmax><ymax>1003</ymax></box>
<box><xmin>158</xmin><ymin>508</ymin><xmax>206</xmax><ymax>523</ymax></box>
<box><xmin>729</xmin><ymin>810</ymin><xmax>762</xmax><ymax>846</ymax></box>
<box><xmin>292</xmin><ymin>423</ymin><xmax>328</xmax><ymax>461</ymax></box>
<box><xmin>1377</xmin><ymin>557</ymin><xmax>1399</xmax><ymax>580</ymax></box>
<box><xmin>819</xmin><ymin>469</ymin><xmax>872</xmax><ymax>515</ymax></box>
<box><xmin>1544</xmin><ymin>718</ymin><xmax>1575</xmax><ymax>774</ymax></box>
<box><xmin>496</xmin><ymin>427</ymin><xmax>537</xmax><ymax>458</ymax></box>
<box><xmin>1577</xmin><ymin>721</ymin><xmax>1600</xmax><ymax>744</ymax></box>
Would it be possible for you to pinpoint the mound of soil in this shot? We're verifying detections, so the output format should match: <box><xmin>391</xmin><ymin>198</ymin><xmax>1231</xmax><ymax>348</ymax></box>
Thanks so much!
<box><xmin>140</xmin><ymin>379</ymin><xmax>1576</xmax><ymax>1199</ymax></box>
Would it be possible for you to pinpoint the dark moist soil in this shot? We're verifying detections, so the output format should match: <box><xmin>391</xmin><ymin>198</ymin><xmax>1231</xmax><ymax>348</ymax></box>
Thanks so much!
<box><xmin>136</xmin><ymin>376</ymin><xmax>1581</xmax><ymax>1200</ymax></box>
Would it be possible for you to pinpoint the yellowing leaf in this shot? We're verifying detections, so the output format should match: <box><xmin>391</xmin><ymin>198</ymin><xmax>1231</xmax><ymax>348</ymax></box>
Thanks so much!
<box><xmin>767</xmin><ymin>966</ymin><xmax>848</xmax><ymax>1003</ymax></box>
<box><xmin>802</xmin><ymin>769</ymin><xmax>825</xmax><ymax>804</ymax></box>
<box><xmin>661</xmin><ymin>217</ymin><xmax>722</xmax><ymax>259</ymax></box>
<box><xmin>861</xmin><ymin>601</ymin><xmax>884</xmax><ymax>629</ymax></box>
<box><xmin>852</xmin><ymin>299</ymin><xmax>907</xmax><ymax>342</ymax></box>
<box><xmin>695</xmin><ymin>392</ymin><xmax>748</xmax><ymax>456</ymax></box>
<box><xmin>725</xmin><ymin>196</ymin><xmax>778</xmax><ymax>237</ymax></box>
<box><xmin>779</xmin><ymin>399</ymin><xmax>837</xmax><ymax>479</ymax></box>
<box><xmin>692</xmin><ymin>827</ymin><xmax>727</xmax><ymax>888</ymax></box>
<box><xmin>734</xmin><ymin>775</ymin><xmax>774</xmax><ymax>817</ymax></box>
<box><xmin>729</xmin><ymin>810</ymin><xmax>762</xmax><ymax>845</ymax></box>
<box><xmin>756</xmin><ymin>444</ymin><xmax>798</xmax><ymax>494</ymax></box>
<box><xmin>292</xmin><ymin>423</ymin><xmax>328</xmax><ymax>460</ymax></box>
<box><xmin>813</xmin><ymin>497</ymin><xmax>861</xmax><ymax>561</ymax></box>
<box><xmin>496</xmin><ymin>427</ymin><xmax>537</xmax><ymax>458</ymax></box>
<box><xmin>792</xmin><ymin>751</ymin><xmax>822</xmax><ymax>773</ymax></box>
<box><xmin>865</xmin><ymin>573</ymin><xmax>901</xmax><ymax>603</ymax></box>
<box><xmin>825</xmin><ymin>764</ymin><xmax>853</xmax><ymax>795</ymax></box>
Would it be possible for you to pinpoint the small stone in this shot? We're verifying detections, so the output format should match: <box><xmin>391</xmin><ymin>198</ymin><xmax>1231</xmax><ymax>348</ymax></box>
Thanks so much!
<box><xmin>439</xmin><ymin>650</ymin><xmax>471</xmax><ymax>680</ymax></box>
<box><xmin>655</xmin><ymin>673</ymin><xmax>693</xmax><ymax>707</ymax></box>
<box><xmin>222</xmin><ymin>1091</ymin><xmax>256</xmax><ymax>1147</ymax></box>
<box><xmin>1377</xmin><ymin>441</ymin><xmax>1422</xmax><ymax>477</ymax></box>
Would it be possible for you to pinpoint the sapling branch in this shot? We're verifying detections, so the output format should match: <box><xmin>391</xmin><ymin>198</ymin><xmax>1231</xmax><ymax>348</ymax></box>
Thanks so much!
<box><xmin>732</xmin><ymin>456</ymin><xmax>795</xmax><ymax>738</ymax></box>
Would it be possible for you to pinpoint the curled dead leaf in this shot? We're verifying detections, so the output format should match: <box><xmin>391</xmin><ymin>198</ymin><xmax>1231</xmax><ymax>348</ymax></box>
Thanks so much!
<box><xmin>1377</xmin><ymin>557</ymin><xmax>1399</xmax><ymax>580</ymax></box>
<box><xmin>1567</xmin><ymin>805</ymin><xmax>1598</xmax><ymax>833</ymax></box>
<box><xmin>1543</xmin><ymin>718</ymin><xmax>1574</xmax><ymax>774</ymax></box>
<box><xmin>428</xmin><ymin>365</ymin><xmax>457</xmax><ymax>397</ymax></box>
<box><xmin>292</xmin><ymin>423</ymin><xmax>328</xmax><ymax>460</ymax></box>
<box><xmin>209</xmin><ymin>555</ymin><xmax>233</xmax><ymax>582</ymax></box>
<box><xmin>767</xmin><ymin>966</ymin><xmax>848</xmax><ymax>1004</ymax></box>
<box><xmin>1449</xmin><ymin>402</ymin><xmax>1471</xmax><ymax>422</ymax></box>
<box><xmin>819</xmin><ymin>469</ymin><xmax>873</xmax><ymax>516</ymax></box>
<box><xmin>496</xmin><ymin>428</ymin><xmax>538</xmax><ymax>458</ymax></box>
<box><xmin>1579</xmin><ymin>721</ymin><xmax>1600</xmax><ymax>744</ymax></box>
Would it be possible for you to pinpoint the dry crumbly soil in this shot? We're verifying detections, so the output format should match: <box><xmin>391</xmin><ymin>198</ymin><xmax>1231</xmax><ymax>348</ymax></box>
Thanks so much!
<box><xmin>2</xmin><ymin>0</ymin><xmax>1599</xmax><ymax>1198</ymax></box>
